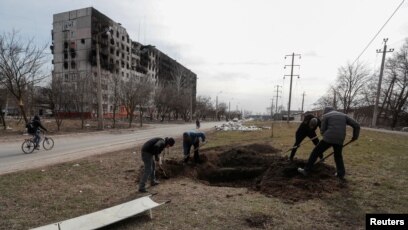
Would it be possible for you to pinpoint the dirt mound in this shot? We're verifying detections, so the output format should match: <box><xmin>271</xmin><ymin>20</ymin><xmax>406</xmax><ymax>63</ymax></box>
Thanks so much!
<box><xmin>257</xmin><ymin>159</ymin><xmax>346</xmax><ymax>202</ymax></box>
<box><xmin>156</xmin><ymin>143</ymin><xmax>347</xmax><ymax>202</ymax></box>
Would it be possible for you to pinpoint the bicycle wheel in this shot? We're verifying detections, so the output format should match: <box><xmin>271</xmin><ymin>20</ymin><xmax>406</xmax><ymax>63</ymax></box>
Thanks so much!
<box><xmin>22</xmin><ymin>140</ymin><xmax>35</xmax><ymax>154</ymax></box>
<box><xmin>43</xmin><ymin>137</ymin><xmax>54</xmax><ymax>150</ymax></box>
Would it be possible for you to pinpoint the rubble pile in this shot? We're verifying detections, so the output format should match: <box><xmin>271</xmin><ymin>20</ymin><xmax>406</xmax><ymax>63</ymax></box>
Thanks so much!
<box><xmin>215</xmin><ymin>121</ymin><xmax>261</xmax><ymax>131</ymax></box>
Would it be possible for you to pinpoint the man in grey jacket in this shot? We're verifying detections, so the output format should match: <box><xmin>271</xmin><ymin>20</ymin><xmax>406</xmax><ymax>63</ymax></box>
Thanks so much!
<box><xmin>298</xmin><ymin>107</ymin><xmax>360</xmax><ymax>179</ymax></box>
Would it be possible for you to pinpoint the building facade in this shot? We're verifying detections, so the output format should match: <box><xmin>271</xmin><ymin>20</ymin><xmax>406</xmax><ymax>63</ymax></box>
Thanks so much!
<box><xmin>51</xmin><ymin>7</ymin><xmax>196</xmax><ymax>118</ymax></box>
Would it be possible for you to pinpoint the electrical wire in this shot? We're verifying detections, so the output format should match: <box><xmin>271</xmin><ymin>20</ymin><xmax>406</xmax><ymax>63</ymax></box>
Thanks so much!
<box><xmin>352</xmin><ymin>0</ymin><xmax>405</xmax><ymax>65</ymax></box>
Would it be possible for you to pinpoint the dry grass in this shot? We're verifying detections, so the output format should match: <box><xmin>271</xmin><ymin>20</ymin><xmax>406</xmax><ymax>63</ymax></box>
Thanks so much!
<box><xmin>0</xmin><ymin>121</ymin><xmax>407</xmax><ymax>229</ymax></box>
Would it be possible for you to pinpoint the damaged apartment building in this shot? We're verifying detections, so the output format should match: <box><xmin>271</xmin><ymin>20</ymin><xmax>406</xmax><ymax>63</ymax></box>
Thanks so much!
<box><xmin>51</xmin><ymin>7</ymin><xmax>196</xmax><ymax>118</ymax></box>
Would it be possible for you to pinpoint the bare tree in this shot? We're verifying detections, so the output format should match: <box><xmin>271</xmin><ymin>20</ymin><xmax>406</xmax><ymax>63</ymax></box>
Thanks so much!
<box><xmin>313</xmin><ymin>86</ymin><xmax>339</xmax><ymax>110</ymax></box>
<box><xmin>383</xmin><ymin>39</ymin><xmax>408</xmax><ymax>128</ymax></box>
<box><xmin>109</xmin><ymin>73</ymin><xmax>121</xmax><ymax>128</ymax></box>
<box><xmin>195</xmin><ymin>95</ymin><xmax>214</xmax><ymax>120</ymax></box>
<box><xmin>154</xmin><ymin>86</ymin><xmax>175</xmax><ymax>122</ymax></box>
<box><xmin>135</xmin><ymin>77</ymin><xmax>154</xmax><ymax>127</ymax></box>
<box><xmin>120</xmin><ymin>78</ymin><xmax>139</xmax><ymax>128</ymax></box>
<box><xmin>170</xmin><ymin>64</ymin><xmax>194</xmax><ymax>121</ymax></box>
<box><xmin>0</xmin><ymin>87</ymin><xmax>7</xmax><ymax>129</ymax></box>
<box><xmin>72</xmin><ymin>72</ymin><xmax>93</xmax><ymax>129</ymax></box>
<box><xmin>45</xmin><ymin>76</ymin><xmax>71</xmax><ymax>131</ymax></box>
<box><xmin>0</xmin><ymin>30</ymin><xmax>48</xmax><ymax>123</ymax></box>
<box><xmin>335</xmin><ymin>62</ymin><xmax>370</xmax><ymax>113</ymax></box>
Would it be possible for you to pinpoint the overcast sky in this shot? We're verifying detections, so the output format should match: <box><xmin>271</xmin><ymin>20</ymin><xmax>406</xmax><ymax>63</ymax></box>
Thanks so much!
<box><xmin>1</xmin><ymin>0</ymin><xmax>408</xmax><ymax>114</ymax></box>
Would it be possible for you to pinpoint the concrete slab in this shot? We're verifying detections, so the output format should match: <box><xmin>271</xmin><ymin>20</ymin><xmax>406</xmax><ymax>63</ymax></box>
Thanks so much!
<box><xmin>31</xmin><ymin>195</ymin><xmax>167</xmax><ymax>230</ymax></box>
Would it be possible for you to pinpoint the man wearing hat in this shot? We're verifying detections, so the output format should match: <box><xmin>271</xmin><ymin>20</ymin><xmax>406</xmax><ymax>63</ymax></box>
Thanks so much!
<box><xmin>289</xmin><ymin>113</ymin><xmax>321</xmax><ymax>161</ymax></box>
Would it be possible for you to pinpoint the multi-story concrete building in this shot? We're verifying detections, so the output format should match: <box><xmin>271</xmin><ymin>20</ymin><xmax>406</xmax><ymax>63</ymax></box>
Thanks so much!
<box><xmin>51</xmin><ymin>7</ymin><xmax>196</xmax><ymax>118</ymax></box>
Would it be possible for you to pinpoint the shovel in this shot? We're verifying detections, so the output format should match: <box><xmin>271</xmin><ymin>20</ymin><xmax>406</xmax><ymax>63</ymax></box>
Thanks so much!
<box><xmin>284</xmin><ymin>135</ymin><xmax>320</xmax><ymax>154</ymax></box>
<box><xmin>158</xmin><ymin>148</ymin><xmax>170</xmax><ymax>179</ymax></box>
<box><xmin>158</xmin><ymin>164</ymin><xmax>169</xmax><ymax>179</ymax></box>
<box><xmin>183</xmin><ymin>141</ymin><xmax>207</xmax><ymax>163</ymax></box>
<box><xmin>314</xmin><ymin>140</ymin><xmax>353</xmax><ymax>165</ymax></box>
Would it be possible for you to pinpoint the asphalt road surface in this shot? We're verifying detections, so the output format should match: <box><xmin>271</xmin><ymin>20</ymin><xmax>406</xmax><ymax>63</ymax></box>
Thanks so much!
<box><xmin>0</xmin><ymin>122</ymin><xmax>222</xmax><ymax>175</ymax></box>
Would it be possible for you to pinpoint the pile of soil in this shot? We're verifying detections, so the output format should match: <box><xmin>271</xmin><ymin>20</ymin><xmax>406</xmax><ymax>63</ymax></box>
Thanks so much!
<box><xmin>155</xmin><ymin>143</ymin><xmax>347</xmax><ymax>202</ymax></box>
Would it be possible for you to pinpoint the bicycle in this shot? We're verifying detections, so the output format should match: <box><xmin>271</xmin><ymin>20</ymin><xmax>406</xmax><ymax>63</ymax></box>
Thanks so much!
<box><xmin>21</xmin><ymin>131</ymin><xmax>54</xmax><ymax>154</ymax></box>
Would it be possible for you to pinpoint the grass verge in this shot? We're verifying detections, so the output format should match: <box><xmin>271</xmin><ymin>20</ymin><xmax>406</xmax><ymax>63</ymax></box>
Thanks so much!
<box><xmin>0</xmin><ymin>121</ymin><xmax>407</xmax><ymax>229</ymax></box>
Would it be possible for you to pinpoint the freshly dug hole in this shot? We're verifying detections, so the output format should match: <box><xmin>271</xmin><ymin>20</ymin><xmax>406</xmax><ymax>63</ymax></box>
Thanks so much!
<box><xmin>156</xmin><ymin>143</ymin><xmax>348</xmax><ymax>201</ymax></box>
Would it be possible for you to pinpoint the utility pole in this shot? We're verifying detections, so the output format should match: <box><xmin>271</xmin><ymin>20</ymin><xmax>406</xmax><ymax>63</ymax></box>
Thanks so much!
<box><xmin>274</xmin><ymin>85</ymin><xmax>282</xmax><ymax>114</ymax></box>
<box><xmin>332</xmin><ymin>88</ymin><xmax>337</xmax><ymax>109</ymax></box>
<box><xmin>284</xmin><ymin>53</ymin><xmax>301</xmax><ymax>123</ymax></box>
<box><xmin>228</xmin><ymin>101</ymin><xmax>230</xmax><ymax>120</ymax></box>
<box><xmin>372</xmin><ymin>38</ymin><xmax>394</xmax><ymax>127</ymax></box>
<box><xmin>215</xmin><ymin>91</ymin><xmax>222</xmax><ymax>121</ymax></box>
<box><xmin>301</xmin><ymin>92</ymin><xmax>306</xmax><ymax>113</ymax></box>
<box><xmin>270</xmin><ymin>98</ymin><xmax>274</xmax><ymax>119</ymax></box>
<box><xmin>216</xmin><ymin>95</ymin><xmax>218</xmax><ymax>120</ymax></box>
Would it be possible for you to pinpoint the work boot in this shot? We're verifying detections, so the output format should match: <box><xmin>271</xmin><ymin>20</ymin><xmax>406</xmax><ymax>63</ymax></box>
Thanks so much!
<box><xmin>334</xmin><ymin>173</ymin><xmax>346</xmax><ymax>181</ymax></box>
<box><xmin>297</xmin><ymin>168</ymin><xmax>308</xmax><ymax>176</ymax></box>
<box><xmin>151</xmin><ymin>181</ymin><xmax>160</xmax><ymax>186</ymax></box>
<box><xmin>184</xmin><ymin>155</ymin><xmax>190</xmax><ymax>163</ymax></box>
<box><xmin>138</xmin><ymin>188</ymin><xmax>148</xmax><ymax>193</ymax></box>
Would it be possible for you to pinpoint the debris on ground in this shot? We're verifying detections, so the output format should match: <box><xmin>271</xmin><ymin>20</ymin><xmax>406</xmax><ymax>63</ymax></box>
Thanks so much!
<box><xmin>215</xmin><ymin>120</ymin><xmax>261</xmax><ymax>131</ymax></box>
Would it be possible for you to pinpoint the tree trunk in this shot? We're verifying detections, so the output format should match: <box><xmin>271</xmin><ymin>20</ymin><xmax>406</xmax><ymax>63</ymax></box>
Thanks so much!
<box><xmin>128</xmin><ymin>112</ymin><xmax>133</xmax><ymax>128</ymax></box>
<box><xmin>112</xmin><ymin>104</ymin><xmax>117</xmax><ymax>128</ymax></box>
<box><xmin>139</xmin><ymin>109</ymin><xmax>143</xmax><ymax>127</ymax></box>
<box><xmin>0</xmin><ymin>113</ymin><xmax>6</xmax><ymax>130</ymax></box>
<box><xmin>19</xmin><ymin>103</ymin><xmax>28</xmax><ymax>124</ymax></box>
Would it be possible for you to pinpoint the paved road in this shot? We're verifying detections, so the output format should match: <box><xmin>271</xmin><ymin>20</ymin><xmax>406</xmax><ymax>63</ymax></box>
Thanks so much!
<box><xmin>0</xmin><ymin>122</ymin><xmax>222</xmax><ymax>175</ymax></box>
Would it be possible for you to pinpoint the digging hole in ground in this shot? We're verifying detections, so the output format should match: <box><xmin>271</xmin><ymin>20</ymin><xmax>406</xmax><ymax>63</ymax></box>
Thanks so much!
<box><xmin>153</xmin><ymin>143</ymin><xmax>348</xmax><ymax>202</ymax></box>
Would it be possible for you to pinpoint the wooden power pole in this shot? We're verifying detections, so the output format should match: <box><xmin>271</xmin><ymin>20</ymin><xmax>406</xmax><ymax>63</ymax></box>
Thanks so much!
<box><xmin>284</xmin><ymin>53</ymin><xmax>301</xmax><ymax>123</ymax></box>
<box><xmin>372</xmin><ymin>38</ymin><xmax>393</xmax><ymax>127</ymax></box>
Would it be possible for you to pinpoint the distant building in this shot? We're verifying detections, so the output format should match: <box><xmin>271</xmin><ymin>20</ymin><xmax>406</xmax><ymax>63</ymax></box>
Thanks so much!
<box><xmin>51</xmin><ymin>7</ymin><xmax>196</xmax><ymax>117</ymax></box>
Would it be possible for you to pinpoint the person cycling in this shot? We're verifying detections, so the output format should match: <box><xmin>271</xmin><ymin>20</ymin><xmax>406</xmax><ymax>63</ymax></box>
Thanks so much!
<box><xmin>28</xmin><ymin>115</ymin><xmax>48</xmax><ymax>150</ymax></box>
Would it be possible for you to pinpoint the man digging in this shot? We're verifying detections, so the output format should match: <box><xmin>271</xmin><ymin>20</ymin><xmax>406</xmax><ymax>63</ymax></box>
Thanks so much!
<box><xmin>138</xmin><ymin>137</ymin><xmax>175</xmax><ymax>193</ymax></box>
<box><xmin>298</xmin><ymin>106</ymin><xmax>360</xmax><ymax>180</ymax></box>
<box><xmin>183</xmin><ymin>130</ymin><xmax>206</xmax><ymax>164</ymax></box>
<box><xmin>289</xmin><ymin>113</ymin><xmax>321</xmax><ymax>161</ymax></box>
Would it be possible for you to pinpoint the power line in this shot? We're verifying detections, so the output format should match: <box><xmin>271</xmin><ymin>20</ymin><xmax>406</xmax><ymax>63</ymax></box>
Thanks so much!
<box><xmin>352</xmin><ymin>0</ymin><xmax>405</xmax><ymax>65</ymax></box>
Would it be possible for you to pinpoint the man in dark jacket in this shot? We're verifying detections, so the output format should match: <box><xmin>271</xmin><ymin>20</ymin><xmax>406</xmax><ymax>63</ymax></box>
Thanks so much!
<box><xmin>298</xmin><ymin>107</ymin><xmax>360</xmax><ymax>179</ymax></box>
<box><xmin>183</xmin><ymin>131</ymin><xmax>206</xmax><ymax>164</ymax></box>
<box><xmin>289</xmin><ymin>113</ymin><xmax>321</xmax><ymax>161</ymax></box>
<box><xmin>29</xmin><ymin>115</ymin><xmax>48</xmax><ymax>150</ymax></box>
<box><xmin>138</xmin><ymin>137</ymin><xmax>175</xmax><ymax>193</ymax></box>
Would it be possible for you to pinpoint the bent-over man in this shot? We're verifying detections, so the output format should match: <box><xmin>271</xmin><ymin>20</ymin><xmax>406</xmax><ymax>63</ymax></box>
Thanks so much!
<box><xmin>138</xmin><ymin>137</ymin><xmax>175</xmax><ymax>193</ymax></box>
